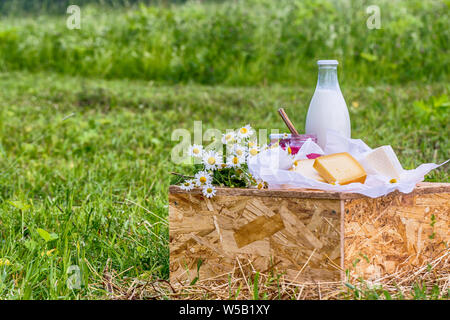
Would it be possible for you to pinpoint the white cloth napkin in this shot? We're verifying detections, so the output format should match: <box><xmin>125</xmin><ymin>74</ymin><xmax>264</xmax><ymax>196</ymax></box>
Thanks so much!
<box><xmin>248</xmin><ymin>130</ymin><xmax>448</xmax><ymax>198</ymax></box>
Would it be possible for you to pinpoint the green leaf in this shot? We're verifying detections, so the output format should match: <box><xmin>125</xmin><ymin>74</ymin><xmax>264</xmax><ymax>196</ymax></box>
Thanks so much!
<box><xmin>253</xmin><ymin>272</ymin><xmax>260</xmax><ymax>300</ymax></box>
<box><xmin>37</xmin><ymin>228</ymin><xmax>59</xmax><ymax>242</ymax></box>
<box><xmin>383</xmin><ymin>290</ymin><xmax>392</xmax><ymax>300</ymax></box>
<box><xmin>345</xmin><ymin>282</ymin><xmax>355</xmax><ymax>290</ymax></box>
<box><xmin>359</xmin><ymin>252</ymin><xmax>370</xmax><ymax>263</ymax></box>
<box><xmin>136</xmin><ymin>246</ymin><xmax>145</xmax><ymax>254</ymax></box>
<box><xmin>190</xmin><ymin>276</ymin><xmax>199</xmax><ymax>286</ymax></box>
<box><xmin>190</xmin><ymin>259</ymin><xmax>203</xmax><ymax>285</ymax></box>
<box><xmin>196</xmin><ymin>259</ymin><xmax>203</xmax><ymax>273</ymax></box>
<box><xmin>360</xmin><ymin>52</ymin><xmax>378</xmax><ymax>62</ymax></box>
<box><xmin>8</xmin><ymin>200</ymin><xmax>31</xmax><ymax>211</ymax></box>
<box><xmin>235</xmin><ymin>283</ymin><xmax>242</xmax><ymax>299</ymax></box>
<box><xmin>23</xmin><ymin>239</ymin><xmax>38</xmax><ymax>251</ymax></box>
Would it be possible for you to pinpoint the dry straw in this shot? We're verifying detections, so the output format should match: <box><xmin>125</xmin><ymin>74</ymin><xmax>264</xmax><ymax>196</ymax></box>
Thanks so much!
<box><xmin>87</xmin><ymin>249</ymin><xmax>448</xmax><ymax>300</ymax></box>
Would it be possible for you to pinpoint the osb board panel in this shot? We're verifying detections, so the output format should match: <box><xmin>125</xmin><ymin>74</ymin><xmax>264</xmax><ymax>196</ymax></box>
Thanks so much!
<box><xmin>169</xmin><ymin>182</ymin><xmax>450</xmax><ymax>200</ymax></box>
<box><xmin>344</xmin><ymin>192</ymin><xmax>450</xmax><ymax>280</ymax></box>
<box><xmin>169</xmin><ymin>194</ymin><xmax>342</xmax><ymax>284</ymax></box>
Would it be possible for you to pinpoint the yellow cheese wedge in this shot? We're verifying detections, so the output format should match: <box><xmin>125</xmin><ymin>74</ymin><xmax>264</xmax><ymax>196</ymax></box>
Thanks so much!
<box><xmin>290</xmin><ymin>159</ymin><xmax>326</xmax><ymax>182</ymax></box>
<box><xmin>313</xmin><ymin>152</ymin><xmax>367</xmax><ymax>185</ymax></box>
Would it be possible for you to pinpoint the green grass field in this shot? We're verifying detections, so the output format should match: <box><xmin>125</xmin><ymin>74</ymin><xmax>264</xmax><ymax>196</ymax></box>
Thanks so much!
<box><xmin>0</xmin><ymin>71</ymin><xmax>448</xmax><ymax>299</ymax></box>
<box><xmin>0</xmin><ymin>0</ymin><xmax>448</xmax><ymax>85</ymax></box>
<box><xmin>0</xmin><ymin>0</ymin><xmax>449</xmax><ymax>299</ymax></box>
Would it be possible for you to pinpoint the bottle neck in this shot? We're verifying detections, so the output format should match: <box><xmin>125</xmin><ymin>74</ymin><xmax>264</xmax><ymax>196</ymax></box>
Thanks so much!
<box><xmin>316</xmin><ymin>66</ymin><xmax>339</xmax><ymax>90</ymax></box>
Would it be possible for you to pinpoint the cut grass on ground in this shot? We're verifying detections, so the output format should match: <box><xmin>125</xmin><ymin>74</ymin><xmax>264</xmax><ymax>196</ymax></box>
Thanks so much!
<box><xmin>0</xmin><ymin>71</ymin><xmax>448</xmax><ymax>299</ymax></box>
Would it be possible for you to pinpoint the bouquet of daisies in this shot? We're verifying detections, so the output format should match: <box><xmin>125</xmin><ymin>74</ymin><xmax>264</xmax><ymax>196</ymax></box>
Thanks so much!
<box><xmin>174</xmin><ymin>125</ymin><xmax>268</xmax><ymax>198</ymax></box>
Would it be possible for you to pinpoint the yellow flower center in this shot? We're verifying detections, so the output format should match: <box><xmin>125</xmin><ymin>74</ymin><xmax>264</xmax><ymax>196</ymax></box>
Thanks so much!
<box><xmin>207</xmin><ymin>157</ymin><xmax>216</xmax><ymax>165</ymax></box>
<box><xmin>193</xmin><ymin>148</ymin><xmax>200</xmax><ymax>154</ymax></box>
<box><xmin>249</xmin><ymin>148</ymin><xmax>258</xmax><ymax>156</ymax></box>
<box><xmin>221</xmin><ymin>164</ymin><xmax>227</xmax><ymax>168</ymax></box>
<box><xmin>390</xmin><ymin>178</ymin><xmax>397</xmax><ymax>183</ymax></box>
<box><xmin>184</xmin><ymin>182</ymin><xmax>190</xmax><ymax>186</ymax></box>
<box><xmin>200</xmin><ymin>177</ymin><xmax>207</xmax><ymax>183</ymax></box>
<box><xmin>248</xmin><ymin>141</ymin><xmax>255</xmax><ymax>147</ymax></box>
<box><xmin>240</xmin><ymin>127</ymin><xmax>248</xmax><ymax>134</ymax></box>
<box><xmin>236</xmin><ymin>150</ymin><xmax>243</xmax><ymax>156</ymax></box>
<box><xmin>233</xmin><ymin>157</ymin><xmax>239</xmax><ymax>164</ymax></box>
<box><xmin>225</xmin><ymin>134</ymin><xmax>232</xmax><ymax>140</ymax></box>
<box><xmin>293</xmin><ymin>160</ymin><xmax>298</xmax><ymax>166</ymax></box>
<box><xmin>207</xmin><ymin>188</ymin><xmax>212</xmax><ymax>193</ymax></box>
<box><xmin>257</xmin><ymin>183</ymin><xmax>263</xmax><ymax>190</ymax></box>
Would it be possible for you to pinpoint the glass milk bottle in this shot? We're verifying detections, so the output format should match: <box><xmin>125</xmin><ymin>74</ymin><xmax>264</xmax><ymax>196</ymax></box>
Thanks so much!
<box><xmin>305</xmin><ymin>60</ymin><xmax>350</xmax><ymax>149</ymax></box>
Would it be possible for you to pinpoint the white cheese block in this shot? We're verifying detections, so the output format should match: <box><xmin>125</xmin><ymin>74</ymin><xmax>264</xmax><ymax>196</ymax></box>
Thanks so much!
<box><xmin>290</xmin><ymin>159</ymin><xmax>326</xmax><ymax>182</ymax></box>
<box><xmin>364</xmin><ymin>145</ymin><xmax>404</xmax><ymax>180</ymax></box>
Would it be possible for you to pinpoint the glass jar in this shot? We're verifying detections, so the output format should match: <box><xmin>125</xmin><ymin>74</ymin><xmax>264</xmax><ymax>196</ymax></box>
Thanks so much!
<box><xmin>269</xmin><ymin>133</ymin><xmax>317</xmax><ymax>155</ymax></box>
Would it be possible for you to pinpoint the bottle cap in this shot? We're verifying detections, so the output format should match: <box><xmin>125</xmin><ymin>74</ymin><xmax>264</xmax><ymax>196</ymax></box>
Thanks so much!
<box><xmin>317</xmin><ymin>60</ymin><xmax>339</xmax><ymax>65</ymax></box>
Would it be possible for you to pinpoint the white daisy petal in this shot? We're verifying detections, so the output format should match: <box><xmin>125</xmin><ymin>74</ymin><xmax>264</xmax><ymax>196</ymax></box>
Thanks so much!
<box><xmin>180</xmin><ymin>179</ymin><xmax>195</xmax><ymax>191</ymax></box>
<box><xmin>221</xmin><ymin>132</ymin><xmax>236</xmax><ymax>145</ymax></box>
<box><xmin>248</xmin><ymin>145</ymin><xmax>260</xmax><ymax>157</ymax></box>
<box><xmin>233</xmin><ymin>144</ymin><xmax>247</xmax><ymax>158</ymax></box>
<box><xmin>202</xmin><ymin>150</ymin><xmax>223</xmax><ymax>171</ymax></box>
<box><xmin>237</xmin><ymin>124</ymin><xmax>254</xmax><ymax>140</ymax></box>
<box><xmin>202</xmin><ymin>184</ymin><xmax>216</xmax><ymax>198</ymax></box>
<box><xmin>189</xmin><ymin>179</ymin><xmax>198</xmax><ymax>189</ymax></box>
<box><xmin>188</xmin><ymin>144</ymin><xmax>203</xmax><ymax>158</ymax></box>
<box><xmin>227</xmin><ymin>155</ymin><xmax>245</xmax><ymax>168</ymax></box>
<box><xmin>194</xmin><ymin>170</ymin><xmax>212</xmax><ymax>186</ymax></box>
<box><xmin>256</xmin><ymin>180</ymin><xmax>265</xmax><ymax>190</ymax></box>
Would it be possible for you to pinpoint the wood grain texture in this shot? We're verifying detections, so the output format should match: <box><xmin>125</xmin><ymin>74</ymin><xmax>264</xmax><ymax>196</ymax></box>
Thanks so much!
<box><xmin>169</xmin><ymin>193</ymin><xmax>342</xmax><ymax>284</ymax></box>
<box><xmin>169</xmin><ymin>182</ymin><xmax>450</xmax><ymax>200</ymax></box>
<box><xmin>169</xmin><ymin>183</ymin><xmax>450</xmax><ymax>285</ymax></box>
<box><xmin>343</xmin><ymin>192</ymin><xmax>450</xmax><ymax>280</ymax></box>
<box><xmin>233</xmin><ymin>214</ymin><xmax>285</xmax><ymax>248</ymax></box>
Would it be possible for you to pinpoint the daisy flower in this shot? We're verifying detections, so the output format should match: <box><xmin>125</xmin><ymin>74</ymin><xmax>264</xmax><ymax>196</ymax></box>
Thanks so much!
<box><xmin>194</xmin><ymin>170</ymin><xmax>212</xmax><ymax>186</ymax></box>
<box><xmin>189</xmin><ymin>179</ymin><xmax>199</xmax><ymax>188</ymax></box>
<box><xmin>248</xmin><ymin>145</ymin><xmax>260</xmax><ymax>157</ymax></box>
<box><xmin>248</xmin><ymin>139</ymin><xmax>257</xmax><ymax>147</ymax></box>
<box><xmin>188</xmin><ymin>144</ymin><xmax>203</xmax><ymax>158</ymax></box>
<box><xmin>256</xmin><ymin>180</ymin><xmax>268</xmax><ymax>190</ymax></box>
<box><xmin>220</xmin><ymin>163</ymin><xmax>229</xmax><ymax>170</ymax></box>
<box><xmin>180</xmin><ymin>179</ymin><xmax>195</xmax><ymax>191</ymax></box>
<box><xmin>202</xmin><ymin>184</ymin><xmax>216</xmax><ymax>198</ymax></box>
<box><xmin>202</xmin><ymin>150</ymin><xmax>222</xmax><ymax>171</ymax></box>
<box><xmin>237</xmin><ymin>124</ymin><xmax>254</xmax><ymax>140</ymax></box>
<box><xmin>233</xmin><ymin>144</ymin><xmax>247</xmax><ymax>158</ymax></box>
<box><xmin>227</xmin><ymin>155</ymin><xmax>245</xmax><ymax>168</ymax></box>
<box><xmin>221</xmin><ymin>131</ymin><xmax>236</xmax><ymax>145</ymax></box>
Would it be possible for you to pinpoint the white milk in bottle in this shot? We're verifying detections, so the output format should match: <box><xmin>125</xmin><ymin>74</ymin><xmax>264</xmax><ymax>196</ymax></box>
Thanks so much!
<box><xmin>305</xmin><ymin>60</ymin><xmax>350</xmax><ymax>149</ymax></box>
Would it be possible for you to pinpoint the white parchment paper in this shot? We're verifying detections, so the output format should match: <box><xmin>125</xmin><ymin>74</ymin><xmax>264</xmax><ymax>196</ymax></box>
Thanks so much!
<box><xmin>248</xmin><ymin>130</ymin><xmax>448</xmax><ymax>198</ymax></box>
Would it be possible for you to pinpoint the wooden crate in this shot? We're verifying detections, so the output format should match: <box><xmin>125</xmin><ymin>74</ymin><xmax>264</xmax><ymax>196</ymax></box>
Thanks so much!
<box><xmin>169</xmin><ymin>183</ymin><xmax>450</xmax><ymax>284</ymax></box>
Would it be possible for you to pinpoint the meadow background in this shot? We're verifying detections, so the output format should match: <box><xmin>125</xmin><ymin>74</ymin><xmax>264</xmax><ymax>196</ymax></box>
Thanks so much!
<box><xmin>0</xmin><ymin>0</ymin><xmax>448</xmax><ymax>299</ymax></box>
